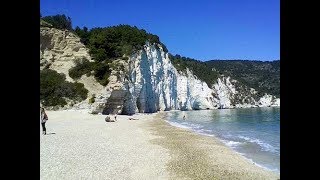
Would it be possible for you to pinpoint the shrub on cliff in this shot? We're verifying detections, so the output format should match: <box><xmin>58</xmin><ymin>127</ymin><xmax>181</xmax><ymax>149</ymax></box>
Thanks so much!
<box><xmin>92</xmin><ymin>62</ymin><xmax>111</xmax><ymax>86</ymax></box>
<box><xmin>69</xmin><ymin>58</ymin><xmax>93</xmax><ymax>80</ymax></box>
<box><xmin>74</xmin><ymin>24</ymin><xmax>168</xmax><ymax>62</ymax></box>
<box><xmin>121</xmin><ymin>56</ymin><xmax>129</xmax><ymax>60</ymax></box>
<box><xmin>89</xmin><ymin>94</ymin><xmax>96</xmax><ymax>104</ymax></box>
<box><xmin>41</xmin><ymin>14</ymin><xmax>72</xmax><ymax>30</ymax></box>
<box><xmin>205</xmin><ymin>60</ymin><xmax>280</xmax><ymax>97</ymax></box>
<box><xmin>68</xmin><ymin>58</ymin><xmax>111</xmax><ymax>86</ymax></box>
<box><xmin>169</xmin><ymin>54</ymin><xmax>219</xmax><ymax>87</ymax></box>
<box><xmin>74</xmin><ymin>26</ymin><xmax>89</xmax><ymax>45</ymax></box>
<box><xmin>40</xmin><ymin>69</ymin><xmax>88</xmax><ymax>106</ymax></box>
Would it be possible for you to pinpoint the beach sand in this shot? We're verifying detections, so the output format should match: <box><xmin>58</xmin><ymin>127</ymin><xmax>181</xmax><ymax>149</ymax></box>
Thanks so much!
<box><xmin>40</xmin><ymin>110</ymin><xmax>279</xmax><ymax>180</ymax></box>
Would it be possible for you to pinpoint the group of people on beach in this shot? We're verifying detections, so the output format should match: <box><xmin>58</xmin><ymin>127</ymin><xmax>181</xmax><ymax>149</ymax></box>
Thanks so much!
<box><xmin>105</xmin><ymin>113</ymin><xmax>139</xmax><ymax>122</ymax></box>
<box><xmin>40</xmin><ymin>107</ymin><xmax>143</xmax><ymax>135</ymax></box>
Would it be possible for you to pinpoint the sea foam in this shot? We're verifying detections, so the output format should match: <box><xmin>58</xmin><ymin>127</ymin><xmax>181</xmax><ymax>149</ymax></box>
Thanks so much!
<box><xmin>237</xmin><ymin>135</ymin><xmax>279</xmax><ymax>154</ymax></box>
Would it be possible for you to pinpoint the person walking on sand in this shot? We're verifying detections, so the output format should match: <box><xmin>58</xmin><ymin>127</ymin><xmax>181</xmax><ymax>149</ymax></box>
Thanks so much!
<box><xmin>40</xmin><ymin>107</ymin><xmax>48</xmax><ymax>135</ymax></box>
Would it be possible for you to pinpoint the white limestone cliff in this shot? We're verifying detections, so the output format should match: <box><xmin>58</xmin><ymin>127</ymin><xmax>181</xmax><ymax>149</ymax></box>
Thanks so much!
<box><xmin>259</xmin><ymin>94</ymin><xmax>280</xmax><ymax>107</ymax></box>
<box><xmin>108</xmin><ymin>43</ymin><xmax>279</xmax><ymax>114</ymax></box>
<box><xmin>120</xmin><ymin>43</ymin><xmax>217</xmax><ymax>113</ymax></box>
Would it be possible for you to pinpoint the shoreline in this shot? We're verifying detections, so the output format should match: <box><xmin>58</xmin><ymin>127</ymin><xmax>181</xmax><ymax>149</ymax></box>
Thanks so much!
<box><xmin>164</xmin><ymin>117</ymin><xmax>280</xmax><ymax>174</ymax></box>
<box><xmin>50</xmin><ymin>105</ymin><xmax>280</xmax><ymax>112</ymax></box>
<box><xmin>41</xmin><ymin>110</ymin><xmax>279</xmax><ymax>179</ymax></box>
<box><xmin>147</xmin><ymin>112</ymin><xmax>280</xmax><ymax>179</ymax></box>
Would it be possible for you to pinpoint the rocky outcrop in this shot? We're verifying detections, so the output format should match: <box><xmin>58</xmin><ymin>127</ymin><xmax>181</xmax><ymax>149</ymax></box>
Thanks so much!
<box><xmin>40</xmin><ymin>27</ymin><xmax>105</xmax><ymax>107</ymax></box>
<box><xmin>258</xmin><ymin>94</ymin><xmax>280</xmax><ymax>107</ymax></box>
<box><xmin>40</xmin><ymin>27</ymin><xmax>92</xmax><ymax>82</ymax></box>
<box><xmin>102</xmin><ymin>90</ymin><xmax>127</xmax><ymax>115</ymax></box>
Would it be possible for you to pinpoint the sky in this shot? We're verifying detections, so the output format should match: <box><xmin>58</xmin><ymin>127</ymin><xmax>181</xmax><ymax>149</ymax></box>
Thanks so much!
<box><xmin>40</xmin><ymin>0</ymin><xmax>279</xmax><ymax>61</ymax></box>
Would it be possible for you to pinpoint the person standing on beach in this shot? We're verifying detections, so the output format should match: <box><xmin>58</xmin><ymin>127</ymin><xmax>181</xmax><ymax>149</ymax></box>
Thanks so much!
<box><xmin>114</xmin><ymin>113</ymin><xmax>117</xmax><ymax>121</ymax></box>
<box><xmin>40</xmin><ymin>107</ymin><xmax>48</xmax><ymax>135</ymax></box>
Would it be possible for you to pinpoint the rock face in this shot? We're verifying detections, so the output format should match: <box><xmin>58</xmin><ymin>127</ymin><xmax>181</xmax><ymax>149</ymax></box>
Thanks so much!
<box><xmin>176</xmin><ymin>69</ymin><xmax>216</xmax><ymax>110</ymax></box>
<box><xmin>40</xmin><ymin>27</ymin><xmax>105</xmax><ymax>105</ymax></box>
<box><xmin>122</xmin><ymin>44</ymin><xmax>179</xmax><ymax>113</ymax></box>
<box><xmin>102</xmin><ymin>90</ymin><xmax>127</xmax><ymax>115</ymax></box>
<box><xmin>40</xmin><ymin>27</ymin><xmax>280</xmax><ymax>114</ymax></box>
<box><xmin>259</xmin><ymin>94</ymin><xmax>280</xmax><ymax>107</ymax></box>
<box><xmin>40</xmin><ymin>27</ymin><xmax>92</xmax><ymax>82</ymax></box>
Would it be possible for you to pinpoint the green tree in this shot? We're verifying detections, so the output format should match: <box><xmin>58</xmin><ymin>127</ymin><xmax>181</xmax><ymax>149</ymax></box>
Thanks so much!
<box><xmin>40</xmin><ymin>69</ymin><xmax>88</xmax><ymax>106</ymax></box>
<box><xmin>170</xmin><ymin>54</ymin><xmax>219</xmax><ymax>87</ymax></box>
<box><xmin>42</xmin><ymin>14</ymin><xmax>72</xmax><ymax>30</ymax></box>
<box><xmin>69</xmin><ymin>58</ymin><xmax>93</xmax><ymax>79</ymax></box>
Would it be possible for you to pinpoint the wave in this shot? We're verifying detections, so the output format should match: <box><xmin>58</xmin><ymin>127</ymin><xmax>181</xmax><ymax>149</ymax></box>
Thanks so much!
<box><xmin>166</xmin><ymin>120</ymin><xmax>279</xmax><ymax>173</ymax></box>
<box><xmin>180</xmin><ymin>122</ymin><xmax>203</xmax><ymax>129</ymax></box>
<box><xmin>165</xmin><ymin>121</ymin><xmax>193</xmax><ymax>130</ymax></box>
<box><xmin>237</xmin><ymin>135</ymin><xmax>279</xmax><ymax>154</ymax></box>
<box><xmin>167</xmin><ymin>121</ymin><xmax>205</xmax><ymax>130</ymax></box>
<box><xmin>221</xmin><ymin>140</ymin><xmax>243</xmax><ymax>147</ymax></box>
<box><xmin>165</xmin><ymin>121</ymin><xmax>215</xmax><ymax>137</ymax></box>
<box><xmin>165</xmin><ymin>120</ymin><xmax>279</xmax><ymax>173</ymax></box>
<box><xmin>167</xmin><ymin>120</ymin><xmax>279</xmax><ymax>154</ymax></box>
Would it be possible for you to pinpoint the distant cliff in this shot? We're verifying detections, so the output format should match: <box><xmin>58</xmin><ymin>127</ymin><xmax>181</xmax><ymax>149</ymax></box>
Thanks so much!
<box><xmin>40</xmin><ymin>22</ymin><xmax>279</xmax><ymax>114</ymax></box>
<box><xmin>206</xmin><ymin>60</ymin><xmax>280</xmax><ymax>98</ymax></box>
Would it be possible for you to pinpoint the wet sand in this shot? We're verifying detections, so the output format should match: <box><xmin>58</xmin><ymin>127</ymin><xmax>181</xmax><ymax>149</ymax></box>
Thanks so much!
<box><xmin>146</xmin><ymin>112</ymin><xmax>279</xmax><ymax>180</ymax></box>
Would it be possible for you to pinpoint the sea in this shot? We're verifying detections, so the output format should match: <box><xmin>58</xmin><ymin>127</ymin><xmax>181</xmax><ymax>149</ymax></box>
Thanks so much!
<box><xmin>164</xmin><ymin>107</ymin><xmax>280</xmax><ymax>173</ymax></box>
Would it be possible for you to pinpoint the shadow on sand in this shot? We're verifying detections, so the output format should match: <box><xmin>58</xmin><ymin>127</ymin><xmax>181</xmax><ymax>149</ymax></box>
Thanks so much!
<box><xmin>45</xmin><ymin>133</ymin><xmax>56</xmax><ymax>135</ymax></box>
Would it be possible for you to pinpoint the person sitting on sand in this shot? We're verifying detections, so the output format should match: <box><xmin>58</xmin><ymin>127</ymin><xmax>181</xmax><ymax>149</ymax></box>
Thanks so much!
<box><xmin>105</xmin><ymin>116</ymin><xmax>116</xmax><ymax>122</ymax></box>
<box><xmin>40</xmin><ymin>107</ymin><xmax>48</xmax><ymax>135</ymax></box>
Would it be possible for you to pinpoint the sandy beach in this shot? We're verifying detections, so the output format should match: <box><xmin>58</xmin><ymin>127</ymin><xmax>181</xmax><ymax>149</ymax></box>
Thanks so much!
<box><xmin>40</xmin><ymin>110</ymin><xmax>279</xmax><ymax>180</ymax></box>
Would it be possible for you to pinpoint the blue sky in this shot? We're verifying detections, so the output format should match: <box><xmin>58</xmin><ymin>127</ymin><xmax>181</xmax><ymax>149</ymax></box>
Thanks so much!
<box><xmin>40</xmin><ymin>0</ymin><xmax>279</xmax><ymax>61</ymax></box>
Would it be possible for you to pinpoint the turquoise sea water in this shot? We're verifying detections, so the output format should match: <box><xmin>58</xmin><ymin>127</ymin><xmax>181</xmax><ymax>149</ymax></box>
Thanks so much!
<box><xmin>164</xmin><ymin>107</ymin><xmax>280</xmax><ymax>173</ymax></box>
